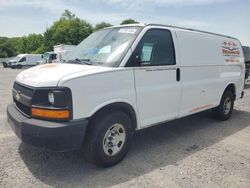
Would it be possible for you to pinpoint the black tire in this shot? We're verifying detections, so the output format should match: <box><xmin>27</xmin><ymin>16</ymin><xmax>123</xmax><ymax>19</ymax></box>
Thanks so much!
<box><xmin>3</xmin><ymin>62</ymin><xmax>7</xmax><ymax>68</ymax></box>
<box><xmin>83</xmin><ymin>111</ymin><xmax>134</xmax><ymax>167</ymax></box>
<box><xmin>213</xmin><ymin>90</ymin><xmax>234</xmax><ymax>121</ymax></box>
<box><xmin>17</xmin><ymin>65</ymin><xmax>22</xmax><ymax>69</ymax></box>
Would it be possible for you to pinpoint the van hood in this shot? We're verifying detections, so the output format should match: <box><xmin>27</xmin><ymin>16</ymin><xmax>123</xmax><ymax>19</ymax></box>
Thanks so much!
<box><xmin>16</xmin><ymin>63</ymin><xmax>103</xmax><ymax>87</ymax></box>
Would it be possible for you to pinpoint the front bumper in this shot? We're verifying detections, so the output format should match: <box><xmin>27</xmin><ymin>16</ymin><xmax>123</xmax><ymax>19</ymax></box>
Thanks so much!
<box><xmin>7</xmin><ymin>103</ymin><xmax>88</xmax><ymax>152</ymax></box>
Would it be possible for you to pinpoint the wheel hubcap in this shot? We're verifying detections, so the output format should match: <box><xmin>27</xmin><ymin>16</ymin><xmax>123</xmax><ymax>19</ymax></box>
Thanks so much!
<box><xmin>103</xmin><ymin>123</ymin><xmax>126</xmax><ymax>156</ymax></box>
<box><xmin>223</xmin><ymin>97</ymin><xmax>232</xmax><ymax>115</ymax></box>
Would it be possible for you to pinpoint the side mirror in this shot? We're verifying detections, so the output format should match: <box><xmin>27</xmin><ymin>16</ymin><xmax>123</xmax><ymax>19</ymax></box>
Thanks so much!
<box><xmin>135</xmin><ymin>55</ymin><xmax>142</xmax><ymax>65</ymax></box>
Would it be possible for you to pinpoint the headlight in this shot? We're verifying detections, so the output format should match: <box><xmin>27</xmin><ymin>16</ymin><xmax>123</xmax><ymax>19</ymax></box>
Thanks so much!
<box><xmin>32</xmin><ymin>87</ymin><xmax>72</xmax><ymax>121</ymax></box>
<box><xmin>48</xmin><ymin>91</ymin><xmax>55</xmax><ymax>105</ymax></box>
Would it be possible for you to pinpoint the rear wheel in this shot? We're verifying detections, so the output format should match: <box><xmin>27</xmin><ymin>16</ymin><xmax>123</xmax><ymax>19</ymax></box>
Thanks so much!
<box><xmin>213</xmin><ymin>90</ymin><xmax>234</xmax><ymax>121</ymax></box>
<box><xmin>83</xmin><ymin>111</ymin><xmax>134</xmax><ymax>167</ymax></box>
<box><xmin>3</xmin><ymin>62</ymin><xmax>7</xmax><ymax>68</ymax></box>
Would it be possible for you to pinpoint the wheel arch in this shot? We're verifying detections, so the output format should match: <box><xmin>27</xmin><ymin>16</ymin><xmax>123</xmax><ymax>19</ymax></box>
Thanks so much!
<box><xmin>223</xmin><ymin>83</ymin><xmax>236</xmax><ymax>100</ymax></box>
<box><xmin>89</xmin><ymin>101</ymin><xmax>138</xmax><ymax>130</ymax></box>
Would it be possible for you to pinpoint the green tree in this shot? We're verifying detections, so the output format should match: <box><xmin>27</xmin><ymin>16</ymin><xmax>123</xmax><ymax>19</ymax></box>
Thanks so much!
<box><xmin>21</xmin><ymin>34</ymin><xmax>43</xmax><ymax>53</ymax></box>
<box><xmin>120</xmin><ymin>19</ymin><xmax>139</xmax><ymax>25</ymax></box>
<box><xmin>0</xmin><ymin>34</ymin><xmax>43</xmax><ymax>58</ymax></box>
<box><xmin>0</xmin><ymin>40</ymin><xmax>16</xmax><ymax>58</ymax></box>
<box><xmin>0</xmin><ymin>10</ymin><xmax>132</xmax><ymax>58</ymax></box>
<box><xmin>43</xmin><ymin>29</ymin><xmax>54</xmax><ymax>52</ymax></box>
<box><xmin>43</xmin><ymin>10</ymin><xmax>93</xmax><ymax>51</ymax></box>
<box><xmin>0</xmin><ymin>37</ymin><xmax>9</xmax><ymax>58</ymax></box>
<box><xmin>9</xmin><ymin>37</ymin><xmax>24</xmax><ymax>54</ymax></box>
<box><xmin>62</xmin><ymin>9</ymin><xmax>75</xmax><ymax>20</ymax></box>
<box><xmin>94</xmin><ymin>22</ymin><xmax>113</xmax><ymax>31</ymax></box>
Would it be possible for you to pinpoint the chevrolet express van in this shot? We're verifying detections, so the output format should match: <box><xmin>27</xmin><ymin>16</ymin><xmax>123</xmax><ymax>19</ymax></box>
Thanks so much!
<box><xmin>10</xmin><ymin>54</ymin><xmax>42</xmax><ymax>69</ymax></box>
<box><xmin>7</xmin><ymin>24</ymin><xmax>245</xmax><ymax>167</ymax></box>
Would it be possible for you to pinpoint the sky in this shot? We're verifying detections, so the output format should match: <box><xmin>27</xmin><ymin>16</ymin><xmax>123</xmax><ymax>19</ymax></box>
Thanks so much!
<box><xmin>0</xmin><ymin>0</ymin><xmax>249</xmax><ymax>45</ymax></box>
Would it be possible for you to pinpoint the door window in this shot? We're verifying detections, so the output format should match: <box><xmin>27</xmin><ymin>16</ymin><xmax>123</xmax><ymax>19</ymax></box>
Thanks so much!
<box><xmin>19</xmin><ymin>57</ymin><xmax>26</xmax><ymax>62</ymax></box>
<box><xmin>134</xmin><ymin>29</ymin><xmax>176</xmax><ymax>66</ymax></box>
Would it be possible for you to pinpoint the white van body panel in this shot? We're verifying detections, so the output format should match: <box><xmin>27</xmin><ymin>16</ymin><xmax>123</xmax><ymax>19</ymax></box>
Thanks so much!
<box><xmin>129</xmin><ymin>28</ymin><xmax>182</xmax><ymax>128</ymax></box>
<box><xmin>13</xmin><ymin>24</ymin><xmax>245</xmax><ymax>131</ymax></box>
<box><xmin>174</xmin><ymin>29</ymin><xmax>244</xmax><ymax>117</ymax></box>
<box><xmin>16</xmin><ymin>64</ymin><xmax>104</xmax><ymax>87</ymax></box>
<box><xmin>171</xmin><ymin>30</ymin><xmax>244</xmax><ymax>117</ymax></box>
<box><xmin>133</xmin><ymin>65</ymin><xmax>181</xmax><ymax>127</ymax></box>
<box><xmin>60</xmin><ymin>68</ymin><xmax>139</xmax><ymax>125</ymax></box>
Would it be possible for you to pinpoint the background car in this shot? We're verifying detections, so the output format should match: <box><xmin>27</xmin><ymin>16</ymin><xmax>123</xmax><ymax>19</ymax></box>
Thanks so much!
<box><xmin>243</xmin><ymin>46</ymin><xmax>250</xmax><ymax>79</ymax></box>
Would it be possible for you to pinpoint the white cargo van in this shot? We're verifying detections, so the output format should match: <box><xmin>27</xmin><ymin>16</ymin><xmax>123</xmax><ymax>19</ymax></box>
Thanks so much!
<box><xmin>10</xmin><ymin>54</ymin><xmax>42</xmax><ymax>69</ymax></box>
<box><xmin>7</xmin><ymin>24</ymin><xmax>245</xmax><ymax>167</ymax></box>
<box><xmin>53</xmin><ymin>44</ymin><xmax>76</xmax><ymax>63</ymax></box>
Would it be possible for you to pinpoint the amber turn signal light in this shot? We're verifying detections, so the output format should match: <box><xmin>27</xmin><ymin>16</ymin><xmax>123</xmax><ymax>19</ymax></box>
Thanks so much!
<box><xmin>31</xmin><ymin>108</ymin><xmax>70</xmax><ymax>120</ymax></box>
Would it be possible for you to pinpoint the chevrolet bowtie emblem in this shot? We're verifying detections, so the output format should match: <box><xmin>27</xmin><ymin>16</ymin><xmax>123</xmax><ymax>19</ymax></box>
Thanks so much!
<box><xmin>15</xmin><ymin>91</ymin><xmax>21</xmax><ymax>101</ymax></box>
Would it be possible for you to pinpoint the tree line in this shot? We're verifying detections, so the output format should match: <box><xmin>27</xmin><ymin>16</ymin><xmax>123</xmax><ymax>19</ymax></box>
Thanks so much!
<box><xmin>0</xmin><ymin>10</ymin><xmax>138</xmax><ymax>58</ymax></box>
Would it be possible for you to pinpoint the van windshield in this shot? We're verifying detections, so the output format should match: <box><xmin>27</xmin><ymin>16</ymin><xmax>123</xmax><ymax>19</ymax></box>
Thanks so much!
<box><xmin>65</xmin><ymin>26</ymin><xmax>142</xmax><ymax>67</ymax></box>
<box><xmin>13</xmin><ymin>55</ymin><xmax>22</xmax><ymax>61</ymax></box>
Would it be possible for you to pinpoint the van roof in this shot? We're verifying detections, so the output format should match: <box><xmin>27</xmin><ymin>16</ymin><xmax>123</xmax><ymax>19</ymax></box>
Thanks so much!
<box><xmin>110</xmin><ymin>23</ymin><xmax>237</xmax><ymax>40</ymax></box>
<box><xmin>17</xmin><ymin>54</ymin><xmax>41</xmax><ymax>57</ymax></box>
<box><xmin>17</xmin><ymin>54</ymin><xmax>28</xmax><ymax>57</ymax></box>
<box><xmin>147</xmin><ymin>23</ymin><xmax>237</xmax><ymax>40</ymax></box>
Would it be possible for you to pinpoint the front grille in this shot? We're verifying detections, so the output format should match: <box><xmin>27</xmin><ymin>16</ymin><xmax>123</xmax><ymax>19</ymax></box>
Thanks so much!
<box><xmin>14</xmin><ymin>98</ymin><xmax>31</xmax><ymax>116</ymax></box>
<box><xmin>13</xmin><ymin>82</ymin><xmax>34</xmax><ymax>116</ymax></box>
<box><xmin>13</xmin><ymin>82</ymin><xmax>33</xmax><ymax>97</ymax></box>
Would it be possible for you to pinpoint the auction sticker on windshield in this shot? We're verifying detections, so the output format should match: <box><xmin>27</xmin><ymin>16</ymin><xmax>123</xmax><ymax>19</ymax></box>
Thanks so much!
<box><xmin>118</xmin><ymin>28</ymin><xmax>137</xmax><ymax>34</ymax></box>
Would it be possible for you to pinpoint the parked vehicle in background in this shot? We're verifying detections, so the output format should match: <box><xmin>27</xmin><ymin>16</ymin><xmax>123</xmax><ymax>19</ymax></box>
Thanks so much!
<box><xmin>4</xmin><ymin>61</ymin><xmax>14</xmax><ymax>68</ymax></box>
<box><xmin>1</xmin><ymin>57</ymin><xmax>13</xmax><ymax>68</ymax></box>
<box><xmin>39</xmin><ymin>45</ymin><xmax>76</xmax><ymax>65</ymax></box>
<box><xmin>7</xmin><ymin>24</ymin><xmax>245</xmax><ymax>167</ymax></box>
<box><xmin>242</xmin><ymin>46</ymin><xmax>250</xmax><ymax>79</ymax></box>
<box><xmin>10</xmin><ymin>54</ymin><xmax>42</xmax><ymax>69</ymax></box>
<box><xmin>2</xmin><ymin>61</ymin><xmax>7</xmax><ymax>67</ymax></box>
<box><xmin>40</xmin><ymin>52</ymin><xmax>57</xmax><ymax>64</ymax></box>
<box><xmin>0</xmin><ymin>60</ymin><xmax>5</xmax><ymax>67</ymax></box>
<box><xmin>53</xmin><ymin>44</ymin><xmax>76</xmax><ymax>63</ymax></box>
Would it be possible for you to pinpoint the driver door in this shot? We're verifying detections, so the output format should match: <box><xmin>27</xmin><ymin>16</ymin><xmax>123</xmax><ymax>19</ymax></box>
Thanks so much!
<box><xmin>131</xmin><ymin>29</ymin><xmax>181</xmax><ymax>128</ymax></box>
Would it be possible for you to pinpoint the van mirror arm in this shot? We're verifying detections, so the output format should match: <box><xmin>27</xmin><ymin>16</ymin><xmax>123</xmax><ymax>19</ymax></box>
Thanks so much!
<box><xmin>135</xmin><ymin>55</ymin><xmax>142</xmax><ymax>66</ymax></box>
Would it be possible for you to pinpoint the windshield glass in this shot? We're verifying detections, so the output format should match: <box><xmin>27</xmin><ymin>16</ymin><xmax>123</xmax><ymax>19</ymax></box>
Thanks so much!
<box><xmin>42</xmin><ymin>52</ymin><xmax>57</xmax><ymax>63</ymax></box>
<box><xmin>65</xmin><ymin>26</ymin><xmax>142</xmax><ymax>67</ymax></box>
<box><xmin>13</xmin><ymin>55</ymin><xmax>22</xmax><ymax>61</ymax></box>
<box><xmin>43</xmin><ymin>53</ymin><xmax>50</xmax><ymax>60</ymax></box>
<box><xmin>42</xmin><ymin>53</ymin><xmax>50</xmax><ymax>63</ymax></box>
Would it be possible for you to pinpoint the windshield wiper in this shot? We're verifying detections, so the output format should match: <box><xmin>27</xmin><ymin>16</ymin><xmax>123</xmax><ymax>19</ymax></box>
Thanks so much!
<box><xmin>67</xmin><ymin>58</ymin><xmax>93</xmax><ymax>65</ymax></box>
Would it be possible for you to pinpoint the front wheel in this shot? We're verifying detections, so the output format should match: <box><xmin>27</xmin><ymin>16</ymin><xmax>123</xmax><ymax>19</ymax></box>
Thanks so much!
<box><xmin>213</xmin><ymin>90</ymin><xmax>234</xmax><ymax>121</ymax></box>
<box><xmin>83</xmin><ymin>111</ymin><xmax>134</xmax><ymax>167</ymax></box>
<box><xmin>17</xmin><ymin>64</ymin><xmax>22</xmax><ymax>69</ymax></box>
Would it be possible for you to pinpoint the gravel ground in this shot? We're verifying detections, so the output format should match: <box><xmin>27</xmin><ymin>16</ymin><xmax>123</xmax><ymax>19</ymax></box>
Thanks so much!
<box><xmin>0</xmin><ymin>67</ymin><xmax>249</xmax><ymax>188</ymax></box>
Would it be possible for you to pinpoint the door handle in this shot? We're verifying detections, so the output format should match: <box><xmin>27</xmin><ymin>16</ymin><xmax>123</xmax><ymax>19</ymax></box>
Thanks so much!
<box><xmin>176</xmin><ymin>68</ymin><xmax>180</xmax><ymax>82</ymax></box>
